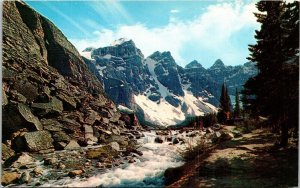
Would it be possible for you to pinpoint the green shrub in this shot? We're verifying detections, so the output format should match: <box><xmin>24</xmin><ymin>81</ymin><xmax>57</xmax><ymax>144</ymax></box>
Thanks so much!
<box><xmin>178</xmin><ymin>138</ymin><xmax>209</xmax><ymax>161</ymax></box>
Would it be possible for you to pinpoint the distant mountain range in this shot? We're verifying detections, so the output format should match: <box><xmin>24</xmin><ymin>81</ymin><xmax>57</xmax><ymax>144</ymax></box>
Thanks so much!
<box><xmin>82</xmin><ymin>39</ymin><xmax>257</xmax><ymax>127</ymax></box>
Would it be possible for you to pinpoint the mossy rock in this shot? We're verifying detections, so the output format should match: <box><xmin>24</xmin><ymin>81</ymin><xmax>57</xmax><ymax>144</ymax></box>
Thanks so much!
<box><xmin>86</xmin><ymin>145</ymin><xmax>118</xmax><ymax>159</ymax></box>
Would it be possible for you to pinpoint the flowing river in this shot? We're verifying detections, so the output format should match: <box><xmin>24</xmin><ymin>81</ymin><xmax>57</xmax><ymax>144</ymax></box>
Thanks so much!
<box><xmin>41</xmin><ymin>130</ymin><xmax>204</xmax><ymax>187</ymax></box>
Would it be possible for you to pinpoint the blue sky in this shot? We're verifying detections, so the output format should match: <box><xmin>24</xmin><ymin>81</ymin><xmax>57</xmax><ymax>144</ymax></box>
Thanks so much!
<box><xmin>26</xmin><ymin>0</ymin><xmax>260</xmax><ymax>68</ymax></box>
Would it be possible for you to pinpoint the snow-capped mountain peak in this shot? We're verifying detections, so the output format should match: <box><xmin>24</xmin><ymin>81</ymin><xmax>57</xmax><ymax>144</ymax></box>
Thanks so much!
<box><xmin>111</xmin><ymin>38</ymin><xmax>131</xmax><ymax>46</ymax></box>
<box><xmin>82</xmin><ymin>40</ymin><xmax>257</xmax><ymax>127</ymax></box>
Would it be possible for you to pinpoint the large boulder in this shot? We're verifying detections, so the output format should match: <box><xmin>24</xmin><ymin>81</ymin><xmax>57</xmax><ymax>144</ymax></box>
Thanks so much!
<box><xmin>10</xmin><ymin>90</ymin><xmax>27</xmax><ymax>103</ymax></box>
<box><xmin>6</xmin><ymin>152</ymin><xmax>35</xmax><ymax>168</ymax></box>
<box><xmin>64</xmin><ymin>140</ymin><xmax>80</xmax><ymax>150</ymax></box>
<box><xmin>221</xmin><ymin>131</ymin><xmax>234</xmax><ymax>141</ymax></box>
<box><xmin>2</xmin><ymin>103</ymin><xmax>43</xmax><ymax>140</ymax></box>
<box><xmin>19</xmin><ymin>171</ymin><xmax>31</xmax><ymax>184</ymax></box>
<box><xmin>56</xmin><ymin>92</ymin><xmax>77</xmax><ymax>110</ymax></box>
<box><xmin>31</xmin><ymin>97</ymin><xmax>63</xmax><ymax>116</ymax></box>
<box><xmin>2</xmin><ymin>143</ymin><xmax>15</xmax><ymax>161</ymax></box>
<box><xmin>164</xmin><ymin>166</ymin><xmax>184</xmax><ymax>185</ymax></box>
<box><xmin>68</xmin><ymin>170</ymin><xmax>83</xmax><ymax>178</ymax></box>
<box><xmin>1</xmin><ymin>172</ymin><xmax>19</xmax><ymax>186</ymax></box>
<box><xmin>86</xmin><ymin>145</ymin><xmax>118</xmax><ymax>159</ymax></box>
<box><xmin>52</xmin><ymin>131</ymin><xmax>71</xmax><ymax>143</ymax></box>
<box><xmin>83</xmin><ymin>125</ymin><xmax>97</xmax><ymax>144</ymax></box>
<box><xmin>40</xmin><ymin>119</ymin><xmax>63</xmax><ymax>132</ymax></box>
<box><xmin>109</xmin><ymin>142</ymin><xmax>120</xmax><ymax>151</ymax></box>
<box><xmin>84</xmin><ymin>110</ymin><xmax>100</xmax><ymax>125</ymax></box>
<box><xmin>23</xmin><ymin>131</ymin><xmax>54</xmax><ymax>152</ymax></box>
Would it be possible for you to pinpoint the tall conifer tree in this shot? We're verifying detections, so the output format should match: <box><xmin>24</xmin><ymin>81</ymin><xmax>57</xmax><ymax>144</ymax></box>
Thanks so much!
<box><xmin>234</xmin><ymin>88</ymin><xmax>241</xmax><ymax>118</ymax></box>
<box><xmin>242</xmin><ymin>1</ymin><xmax>299</xmax><ymax>146</ymax></box>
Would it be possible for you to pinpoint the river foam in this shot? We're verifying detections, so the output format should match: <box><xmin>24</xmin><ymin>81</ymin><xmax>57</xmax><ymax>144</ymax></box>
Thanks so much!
<box><xmin>41</xmin><ymin>130</ymin><xmax>202</xmax><ymax>187</ymax></box>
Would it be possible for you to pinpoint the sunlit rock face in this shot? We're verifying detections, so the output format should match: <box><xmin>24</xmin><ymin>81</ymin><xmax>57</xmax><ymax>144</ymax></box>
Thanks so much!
<box><xmin>83</xmin><ymin>40</ymin><xmax>256</xmax><ymax>127</ymax></box>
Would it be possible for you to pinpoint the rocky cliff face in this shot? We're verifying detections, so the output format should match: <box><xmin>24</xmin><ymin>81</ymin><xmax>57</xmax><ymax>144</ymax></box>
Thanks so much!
<box><xmin>2</xmin><ymin>1</ymin><xmax>141</xmax><ymax>155</ymax></box>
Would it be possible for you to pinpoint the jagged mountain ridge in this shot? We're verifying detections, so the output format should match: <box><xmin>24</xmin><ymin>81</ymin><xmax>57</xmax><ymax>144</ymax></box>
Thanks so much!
<box><xmin>82</xmin><ymin>39</ymin><xmax>256</xmax><ymax>126</ymax></box>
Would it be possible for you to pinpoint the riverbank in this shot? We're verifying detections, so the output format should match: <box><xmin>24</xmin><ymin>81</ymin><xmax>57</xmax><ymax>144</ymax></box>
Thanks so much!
<box><xmin>168</xmin><ymin>126</ymin><xmax>298</xmax><ymax>187</ymax></box>
<box><xmin>1</xmin><ymin>129</ymin><xmax>204</xmax><ymax>187</ymax></box>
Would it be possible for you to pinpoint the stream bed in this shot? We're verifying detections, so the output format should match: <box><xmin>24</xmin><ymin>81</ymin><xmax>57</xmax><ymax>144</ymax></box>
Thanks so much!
<box><xmin>39</xmin><ymin>130</ymin><xmax>205</xmax><ymax>187</ymax></box>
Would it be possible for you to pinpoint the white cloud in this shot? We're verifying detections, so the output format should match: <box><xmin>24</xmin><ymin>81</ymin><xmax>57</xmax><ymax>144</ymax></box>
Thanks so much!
<box><xmin>71</xmin><ymin>2</ymin><xmax>259</xmax><ymax>67</ymax></box>
<box><xmin>170</xmin><ymin>9</ymin><xmax>180</xmax><ymax>13</ymax></box>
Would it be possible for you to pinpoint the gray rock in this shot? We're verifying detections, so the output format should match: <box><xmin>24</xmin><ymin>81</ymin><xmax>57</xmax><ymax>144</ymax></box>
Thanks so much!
<box><xmin>57</xmin><ymin>162</ymin><xmax>66</xmax><ymax>169</ymax></box>
<box><xmin>17</xmin><ymin>104</ymin><xmax>43</xmax><ymax>130</ymax></box>
<box><xmin>109</xmin><ymin>142</ymin><xmax>120</xmax><ymax>151</ymax></box>
<box><xmin>31</xmin><ymin>96</ymin><xmax>63</xmax><ymax>115</ymax></box>
<box><xmin>84</xmin><ymin>110</ymin><xmax>99</xmax><ymax>125</ymax></box>
<box><xmin>10</xmin><ymin>152</ymin><xmax>35</xmax><ymax>168</ymax></box>
<box><xmin>84</xmin><ymin>124</ymin><xmax>97</xmax><ymax>141</ymax></box>
<box><xmin>52</xmin><ymin>131</ymin><xmax>71</xmax><ymax>142</ymax></box>
<box><xmin>20</xmin><ymin>171</ymin><xmax>31</xmax><ymax>184</ymax></box>
<box><xmin>155</xmin><ymin>136</ymin><xmax>163</xmax><ymax>143</ymax></box>
<box><xmin>40</xmin><ymin>119</ymin><xmax>63</xmax><ymax>132</ymax></box>
<box><xmin>10</xmin><ymin>90</ymin><xmax>27</xmax><ymax>103</ymax></box>
<box><xmin>128</xmin><ymin>158</ymin><xmax>136</xmax><ymax>163</ymax></box>
<box><xmin>56</xmin><ymin>92</ymin><xmax>77</xmax><ymax>110</ymax></box>
<box><xmin>33</xmin><ymin>167</ymin><xmax>43</xmax><ymax>176</ymax></box>
<box><xmin>68</xmin><ymin>170</ymin><xmax>83</xmax><ymax>177</ymax></box>
<box><xmin>206</xmin><ymin>127</ymin><xmax>213</xmax><ymax>134</ymax></box>
<box><xmin>3</xmin><ymin>103</ymin><xmax>43</xmax><ymax>139</ymax></box>
<box><xmin>172</xmin><ymin>138</ymin><xmax>179</xmax><ymax>145</ymax></box>
<box><xmin>2</xmin><ymin>89</ymin><xmax>8</xmax><ymax>106</ymax></box>
<box><xmin>2</xmin><ymin>143</ymin><xmax>15</xmax><ymax>161</ymax></box>
<box><xmin>111</xmin><ymin>127</ymin><xmax>120</xmax><ymax>136</ymax></box>
<box><xmin>44</xmin><ymin>157</ymin><xmax>58</xmax><ymax>166</ymax></box>
<box><xmin>65</xmin><ymin>140</ymin><xmax>80</xmax><ymax>150</ymax></box>
<box><xmin>24</xmin><ymin>131</ymin><xmax>54</xmax><ymax>152</ymax></box>
<box><xmin>221</xmin><ymin>131</ymin><xmax>234</xmax><ymax>141</ymax></box>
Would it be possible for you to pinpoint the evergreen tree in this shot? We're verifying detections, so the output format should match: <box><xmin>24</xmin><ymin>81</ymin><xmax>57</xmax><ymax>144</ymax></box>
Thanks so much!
<box><xmin>219</xmin><ymin>83</ymin><xmax>231</xmax><ymax>112</ymax></box>
<box><xmin>242</xmin><ymin>1</ymin><xmax>299</xmax><ymax>146</ymax></box>
<box><xmin>234</xmin><ymin>88</ymin><xmax>241</xmax><ymax>118</ymax></box>
<box><xmin>218</xmin><ymin>83</ymin><xmax>232</xmax><ymax>123</ymax></box>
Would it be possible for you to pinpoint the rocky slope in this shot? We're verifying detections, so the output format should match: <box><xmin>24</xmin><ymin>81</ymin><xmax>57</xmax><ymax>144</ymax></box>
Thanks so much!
<box><xmin>2</xmin><ymin>1</ymin><xmax>142</xmax><ymax>186</ymax></box>
<box><xmin>82</xmin><ymin>40</ymin><xmax>257</xmax><ymax>127</ymax></box>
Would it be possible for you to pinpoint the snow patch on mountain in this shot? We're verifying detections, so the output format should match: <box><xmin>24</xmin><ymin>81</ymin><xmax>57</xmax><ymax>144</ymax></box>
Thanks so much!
<box><xmin>180</xmin><ymin>91</ymin><xmax>217</xmax><ymax>116</ymax></box>
<box><xmin>111</xmin><ymin>38</ymin><xmax>130</xmax><ymax>46</ymax></box>
<box><xmin>81</xmin><ymin>51</ymin><xmax>93</xmax><ymax>60</ymax></box>
<box><xmin>134</xmin><ymin>94</ymin><xmax>186</xmax><ymax>126</ymax></box>
<box><xmin>134</xmin><ymin>90</ymin><xmax>217</xmax><ymax>126</ymax></box>
<box><xmin>145</xmin><ymin>58</ymin><xmax>170</xmax><ymax>98</ymax></box>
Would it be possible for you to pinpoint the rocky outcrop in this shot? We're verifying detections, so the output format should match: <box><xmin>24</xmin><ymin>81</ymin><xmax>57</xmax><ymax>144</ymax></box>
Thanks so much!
<box><xmin>2</xmin><ymin>1</ymin><xmax>138</xmax><ymax>157</ymax></box>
